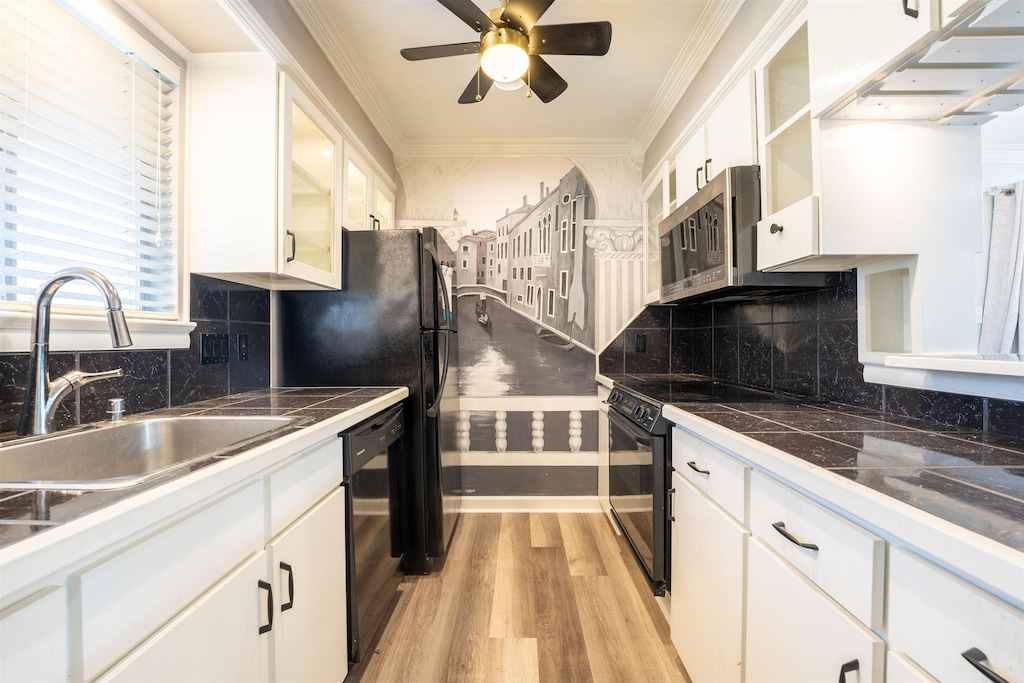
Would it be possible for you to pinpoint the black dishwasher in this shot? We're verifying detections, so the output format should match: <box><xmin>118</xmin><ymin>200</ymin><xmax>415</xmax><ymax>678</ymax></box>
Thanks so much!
<box><xmin>342</xmin><ymin>403</ymin><xmax>405</xmax><ymax>664</ymax></box>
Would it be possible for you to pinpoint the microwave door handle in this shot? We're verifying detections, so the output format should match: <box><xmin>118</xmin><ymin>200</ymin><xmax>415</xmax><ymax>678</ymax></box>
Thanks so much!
<box><xmin>423</xmin><ymin>241</ymin><xmax>452</xmax><ymax>329</ymax></box>
<box><xmin>426</xmin><ymin>330</ymin><xmax>451</xmax><ymax>418</ymax></box>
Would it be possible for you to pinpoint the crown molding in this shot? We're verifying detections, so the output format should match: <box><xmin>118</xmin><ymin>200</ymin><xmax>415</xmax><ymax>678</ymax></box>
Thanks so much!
<box><xmin>632</xmin><ymin>0</ymin><xmax>745</xmax><ymax>151</ymax></box>
<box><xmin>399</xmin><ymin>137</ymin><xmax>640</xmax><ymax>159</ymax></box>
<box><xmin>115</xmin><ymin>0</ymin><xmax>194</xmax><ymax>62</ymax></box>
<box><xmin>218</xmin><ymin>0</ymin><xmax>396</xmax><ymax>185</ymax></box>
<box><xmin>287</xmin><ymin>0</ymin><xmax>403</xmax><ymax>154</ymax></box>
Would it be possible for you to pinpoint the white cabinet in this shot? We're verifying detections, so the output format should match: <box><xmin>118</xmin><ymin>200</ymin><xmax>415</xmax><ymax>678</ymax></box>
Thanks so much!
<box><xmin>888</xmin><ymin>546</ymin><xmax>1024</xmax><ymax>683</ymax></box>
<box><xmin>754</xmin><ymin>16</ymin><xmax>980</xmax><ymax>273</ymax></box>
<box><xmin>0</xmin><ymin>586</ymin><xmax>67</xmax><ymax>681</ymax></box>
<box><xmin>344</xmin><ymin>148</ymin><xmax>396</xmax><ymax>231</ymax></box>
<box><xmin>191</xmin><ymin>59</ymin><xmax>343</xmax><ymax>289</ymax></box>
<box><xmin>268</xmin><ymin>487</ymin><xmax>348</xmax><ymax>681</ymax></box>
<box><xmin>745</xmin><ymin>538</ymin><xmax>885</xmax><ymax>683</ymax></box>
<box><xmin>670</xmin><ymin>471</ymin><xmax>748</xmax><ymax>683</ymax></box>
<box><xmin>98</xmin><ymin>552</ymin><xmax>272</xmax><ymax>683</ymax></box>
<box><xmin>676</xmin><ymin>73</ymin><xmax>758</xmax><ymax>199</ymax></box>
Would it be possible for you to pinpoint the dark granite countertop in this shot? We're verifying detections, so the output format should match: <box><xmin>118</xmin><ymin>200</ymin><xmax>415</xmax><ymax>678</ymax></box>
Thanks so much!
<box><xmin>0</xmin><ymin>387</ymin><xmax>402</xmax><ymax>548</ymax></box>
<box><xmin>606</xmin><ymin>374</ymin><xmax>1024</xmax><ymax>551</ymax></box>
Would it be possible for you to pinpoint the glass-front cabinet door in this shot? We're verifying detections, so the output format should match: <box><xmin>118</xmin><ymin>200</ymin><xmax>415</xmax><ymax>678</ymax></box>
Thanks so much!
<box><xmin>374</xmin><ymin>185</ymin><xmax>394</xmax><ymax>231</ymax></box>
<box><xmin>344</xmin><ymin>149</ymin><xmax>371</xmax><ymax>231</ymax></box>
<box><xmin>280</xmin><ymin>74</ymin><xmax>343</xmax><ymax>289</ymax></box>
<box><xmin>643</xmin><ymin>178</ymin><xmax>665</xmax><ymax>304</ymax></box>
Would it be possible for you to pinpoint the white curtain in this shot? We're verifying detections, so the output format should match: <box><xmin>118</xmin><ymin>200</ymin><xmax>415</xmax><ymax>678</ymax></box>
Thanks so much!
<box><xmin>979</xmin><ymin>181</ymin><xmax>1024</xmax><ymax>354</ymax></box>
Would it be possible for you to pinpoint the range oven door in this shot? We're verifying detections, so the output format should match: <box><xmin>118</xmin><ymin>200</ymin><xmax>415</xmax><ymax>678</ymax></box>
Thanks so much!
<box><xmin>608</xmin><ymin>408</ymin><xmax>668</xmax><ymax>595</ymax></box>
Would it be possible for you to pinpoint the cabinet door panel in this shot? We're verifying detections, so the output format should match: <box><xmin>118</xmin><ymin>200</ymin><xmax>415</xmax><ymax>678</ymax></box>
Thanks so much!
<box><xmin>0</xmin><ymin>586</ymin><xmax>67</xmax><ymax>681</ymax></box>
<box><xmin>676</xmin><ymin>133</ymin><xmax>707</xmax><ymax>199</ymax></box>
<box><xmin>746</xmin><ymin>539</ymin><xmax>884</xmax><ymax>683</ymax></box>
<box><xmin>268</xmin><ymin>487</ymin><xmax>347</xmax><ymax>682</ymax></box>
<box><xmin>889</xmin><ymin>547</ymin><xmax>1024</xmax><ymax>683</ymax></box>
<box><xmin>268</xmin><ymin>437</ymin><xmax>343</xmax><ymax>539</ymax></box>
<box><xmin>756</xmin><ymin>194</ymin><xmax>819</xmax><ymax>271</ymax></box>
<box><xmin>98</xmin><ymin>552</ymin><xmax>271</xmax><ymax>683</ymax></box>
<box><xmin>706</xmin><ymin>73</ymin><xmax>757</xmax><ymax>173</ymax></box>
<box><xmin>671</xmin><ymin>474</ymin><xmax>747</xmax><ymax>683</ymax></box>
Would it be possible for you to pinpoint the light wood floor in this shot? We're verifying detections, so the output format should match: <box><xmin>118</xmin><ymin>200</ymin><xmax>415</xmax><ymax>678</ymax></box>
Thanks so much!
<box><xmin>349</xmin><ymin>512</ymin><xmax>690</xmax><ymax>683</ymax></box>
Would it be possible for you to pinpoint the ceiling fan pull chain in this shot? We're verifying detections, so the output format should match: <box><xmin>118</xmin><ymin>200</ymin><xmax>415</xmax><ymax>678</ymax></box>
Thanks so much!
<box><xmin>475</xmin><ymin>68</ymin><xmax>482</xmax><ymax>102</ymax></box>
<box><xmin>527</xmin><ymin>63</ymin><xmax>532</xmax><ymax>98</ymax></box>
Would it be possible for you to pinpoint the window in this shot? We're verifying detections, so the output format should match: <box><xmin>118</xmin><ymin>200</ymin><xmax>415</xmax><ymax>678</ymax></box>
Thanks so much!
<box><xmin>560</xmin><ymin>271</ymin><xmax>569</xmax><ymax>298</ymax></box>
<box><xmin>546</xmin><ymin>289</ymin><xmax>555</xmax><ymax>317</ymax></box>
<box><xmin>462</xmin><ymin>259</ymin><xmax>469</xmax><ymax>269</ymax></box>
<box><xmin>512</xmin><ymin>269</ymin><xmax>517</xmax><ymax>280</ymax></box>
<box><xmin>1</xmin><ymin>0</ymin><xmax>181</xmax><ymax>319</ymax></box>
<box><xmin>527</xmin><ymin>267</ymin><xmax>532</xmax><ymax>281</ymax></box>
<box><xmin>462</xmin><ymin>245</ymin><xmax>470</xmax><ymax>252</ymax></box>
<box><xmin>560</xmin><ymin>219</ymin><xmax>569</xmax><ymax>252</ymax></box>
<box><xmin>526</xmin><ymin>285</ymin><xmax>534</xmax><ymax>305</ymax></box>
<box><xmin>488</xmin><ymin>243</ymin><xmax>494</xmax><ymax>252</ymax></box>
<box><xmin>570</xmin><ymin>199</ymin><xmax>578</xmax><ymax>252</ymax></box>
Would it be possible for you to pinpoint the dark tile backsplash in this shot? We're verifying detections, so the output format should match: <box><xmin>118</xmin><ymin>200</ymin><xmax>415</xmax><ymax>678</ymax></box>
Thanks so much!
<box><xmin>0</xmin><ymin>275</ymin><xmax>271</xmax><ymax>434</ymax></box>
<box><xmin>600</xmin><ymin>271</ymin><xmax>1024</xmax><ymax>439</ymax></box>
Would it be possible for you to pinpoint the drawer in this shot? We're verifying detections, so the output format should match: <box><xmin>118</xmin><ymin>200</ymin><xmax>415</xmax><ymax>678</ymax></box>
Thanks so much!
<box><xmin>267</xmin><ymin>435</ymin><xmax>343</xmax><ymax>539</ymax></box>
<box><xmin>749</xmin><ymin>471</ymin><xmax>884</xmax><ymax>629</ymax></box>
<box><xmin>757</xmin><ymin>194</ymin><xmax>819</xmax><ymax>271</ymax></box>
<box><xmin>673</xmin><ymin>428</ymin><xmax>749</xmax><ymax>524</ymax></box>
<box><xmin>889</xmin><ymin>547</ymin><xmax>1024</xmax><ymax>683</ymax></box>
<box><xmin>76</xmin><ymin>482</ymin><xmax>264</xmax><ymax>681</ymax></box>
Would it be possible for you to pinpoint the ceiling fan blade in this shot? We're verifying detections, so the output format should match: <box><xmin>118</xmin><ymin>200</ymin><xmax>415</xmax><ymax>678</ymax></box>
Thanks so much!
<box><xmin>458</xmin><ymin>69</ymin><xmax>494</xmax><ymax>104</ymax></box>
<box><xmin>527</xmin><ymin>55</ymin><xmax>567</xmax><ymax>103</ymax></box>
<box><xmin>528</xmin><ymin>22</ymin><xmax>612</xmax><ymax>56</ymax></box>
<box><xmin>500</xmin><ymin>0</ymin><xmax>555</xmax><ymax>33</ymax></box>
<box><xmin>437</xmin><ymin>0</ymin><xmax>496</xmax><ymax>34</ymax></box>
<box><xmin>401</xmin><ymin>42</ymin><xmax>481</xmax><ymax>61</ymax></box>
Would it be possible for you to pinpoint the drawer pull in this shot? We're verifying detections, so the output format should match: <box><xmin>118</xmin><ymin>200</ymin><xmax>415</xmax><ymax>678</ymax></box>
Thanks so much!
<box><xmin>686</xmin><ymin>461</ymin><xmax>710</xmax><ymax>475</ymax></box>
<box><xmin>286</xmin><ymin>230</ymin><xmax>297</xmax><ymax>263</ymax></box>
<box><xmin>838</xmin><ymin>658</ymin><xmax>859</xmax><ymax>683</ymax></box>
<box><xmin>770</xmin><ymin>223</ymin><xmax>784</xmax><ymax>234</ymax></box>
<box><xmin>280</xmin><ymin>561</ymin><xmax>295</xmax><ymax>611</ymax></box>
<box><xmin>772</xmin><ymin>521</ymin><xmax>819</xmax><ymax>551</ymax></box>
<box><xmin>902</xmin><ymin>0</ymin><xmax>919</xmax><ymax>18</ymax></box>
<box><xmin>962</xmin><ymin>647</ymin><xmax>1012</xmax><ymax>683</ymax></box>
<box><xmin>668</xmin><ymin>487</ymin><xmax>676</xmax><ymax>523</ymax></box>
<box><xmin>258</xmin><ymin>579</ymin><xmax>274</xmax><ymax>634</ymax></box>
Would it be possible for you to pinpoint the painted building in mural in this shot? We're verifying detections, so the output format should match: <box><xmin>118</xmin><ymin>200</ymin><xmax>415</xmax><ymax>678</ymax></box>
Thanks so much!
<box><xmin>457</xmin><ymin>167</ymin><xmax>596</xmax><ymax>351</ymax></box>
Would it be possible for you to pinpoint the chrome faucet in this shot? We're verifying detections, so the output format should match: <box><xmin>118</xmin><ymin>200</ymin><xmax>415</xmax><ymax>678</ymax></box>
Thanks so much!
<box><xmin>18</xmin><ymin>268</ymin><xmax>134</xmax><ymax>436</ymax></box>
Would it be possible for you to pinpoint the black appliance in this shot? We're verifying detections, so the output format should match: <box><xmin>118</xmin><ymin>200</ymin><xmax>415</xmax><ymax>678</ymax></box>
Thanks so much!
<box><xmin>342</xmin><ymin>403</ymin><xmax>405</xmax><ymax>664</ymax></box>
<box><xmin>280</xmin><ymin>228</ymin><xmax>461</xmax><ymax>574</ymax></box>
<box><xmin>659</xmin><ymin>166</ymin><xmax>837</xmax><ymax>303</ymax></box>
<box><xmin>607</xmin><ymin>385</ymin><xmax>671</xmax><ymax>595</ymax></box>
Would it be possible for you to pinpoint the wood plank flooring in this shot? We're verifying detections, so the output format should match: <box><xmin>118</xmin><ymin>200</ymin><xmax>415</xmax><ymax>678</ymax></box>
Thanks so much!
<box><xmin>348</xmin><ymin>513</ymin><xmax>690</xmax><ymax>683</ymax></box>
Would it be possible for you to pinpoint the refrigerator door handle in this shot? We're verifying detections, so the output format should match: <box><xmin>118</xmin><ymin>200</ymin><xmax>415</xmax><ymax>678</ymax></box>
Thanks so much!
<box><xmin>426</xmin><ymin>330</ymin><xmax>451</xmax><ymax>418</ymax></box>
<box><xmin>423</xmin><ymin>241</ymin><xmax>452</xmax><ymax>329</ymax></box>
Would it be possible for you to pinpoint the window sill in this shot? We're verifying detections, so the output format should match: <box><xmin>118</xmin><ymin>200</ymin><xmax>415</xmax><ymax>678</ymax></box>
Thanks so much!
<box><xmin>862</xmin><ymin>354</ymin><xmax>1024</xmax><ymax>402</ymax></box>
<box><xmin>0</xmin><ymin>312</ymin><xmax>195</xmax><ymax>353</ymax></box>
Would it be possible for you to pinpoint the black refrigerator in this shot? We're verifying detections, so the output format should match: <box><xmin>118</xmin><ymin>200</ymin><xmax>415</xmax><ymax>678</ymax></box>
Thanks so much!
<box><xmin>279</xmin><ymin>227</ymin><xmax>461</xmax><ymax>574</ymax></box>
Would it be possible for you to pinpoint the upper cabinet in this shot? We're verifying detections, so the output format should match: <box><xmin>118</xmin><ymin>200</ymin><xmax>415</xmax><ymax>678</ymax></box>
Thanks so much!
<box><xmin>190</xmin><ymin>59</ymin><xmax>343</xmax><ymax>290</ymax></box>
<box><xmin>753</xmin><ymin>16</ymin><xmax>980</xmax><ymax>273</ymax></box>
<box><xmin>344</xmin><ymin>148</ymin><xmax>396</xmax><ymax>231</ymax></box>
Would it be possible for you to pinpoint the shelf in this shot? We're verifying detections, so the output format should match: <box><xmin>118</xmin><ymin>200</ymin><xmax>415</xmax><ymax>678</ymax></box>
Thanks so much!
<box><xmin>292</xmin><ymin>162</ymin><xmax>330</xmax><ymax>196</ymax></box>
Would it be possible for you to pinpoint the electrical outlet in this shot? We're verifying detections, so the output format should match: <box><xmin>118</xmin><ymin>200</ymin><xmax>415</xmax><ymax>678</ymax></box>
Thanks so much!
<box><xmin>237</xmin><ymin>333</ymin><xmax>249</xmax><ymax>361</ymax></box>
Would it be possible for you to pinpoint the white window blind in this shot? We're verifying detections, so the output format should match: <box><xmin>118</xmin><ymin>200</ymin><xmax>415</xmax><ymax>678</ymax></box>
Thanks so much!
<box><xmin>0</xmin><ymin>0</ymin><xmax>178</xmax><ymax>316</ymax></box>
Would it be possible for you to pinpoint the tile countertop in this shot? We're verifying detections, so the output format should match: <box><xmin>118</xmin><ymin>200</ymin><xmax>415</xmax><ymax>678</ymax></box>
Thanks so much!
<box><xmin>599</xmin><ymin>373</ymin><xmax>1024</xmax><ymax>607</ymax></box>
<box><xmin>0</xmin><ymin>387</ymin><xmax>407</xmax><ymax>550</ymax></box>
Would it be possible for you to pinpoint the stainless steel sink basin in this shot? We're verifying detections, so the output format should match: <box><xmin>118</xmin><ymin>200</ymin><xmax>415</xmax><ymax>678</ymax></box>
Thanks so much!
<box><xmin>0</xmin><ymin>416</ymin><xmax>297</xmax><ymax>490</ymax></box>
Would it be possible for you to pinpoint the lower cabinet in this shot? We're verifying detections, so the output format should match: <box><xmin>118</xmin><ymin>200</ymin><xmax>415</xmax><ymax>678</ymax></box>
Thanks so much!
<box><xmin>269</xmin><ymin>487</ymin><xmax>348</xmax><ymax>682</ymax></box>
<box><xmin>670</xmin><ymin>472</ymin><xmax>747</xmax><ymax>683</ymax></box>
<box><xmin>745</xmin><ymin>539</ymin><xmax>884</xmax><ymax>683</ymax></box>
<box><xmin>0</xmin><ymin>585</ymin><xmax>67</xmax><ymax>682</ymax></box>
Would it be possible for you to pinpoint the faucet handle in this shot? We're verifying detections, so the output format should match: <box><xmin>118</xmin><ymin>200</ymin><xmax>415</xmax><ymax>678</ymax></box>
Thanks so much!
<box><xmin>107</xmin><ymin>397</ymin><xmax>126</xmax><ymax>422</ymax></box>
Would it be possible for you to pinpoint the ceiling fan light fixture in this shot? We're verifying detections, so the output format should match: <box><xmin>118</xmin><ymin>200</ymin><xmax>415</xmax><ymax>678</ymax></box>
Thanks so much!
<box><xmin>493</xmin><ymin>77</ymin><xmax>525</xmax><ymax>91</ymax></box>
<box><xmin>480</xmin><ymin>28</ymin><xmax>529</xmax><ymax>83</ymax></box>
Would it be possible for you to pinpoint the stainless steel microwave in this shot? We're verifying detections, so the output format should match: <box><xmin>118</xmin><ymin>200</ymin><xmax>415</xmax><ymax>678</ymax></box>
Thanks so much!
<box><xmin>659</xmin><ymin>166</ymin><xmax>835</xmax><ymax>303</ymax></box>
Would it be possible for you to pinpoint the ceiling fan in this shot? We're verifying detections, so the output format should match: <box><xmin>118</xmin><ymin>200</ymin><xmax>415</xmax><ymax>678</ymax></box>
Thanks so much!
<box><xmin>400</xmin><ymin>0</ymin><xmax>612</xmax><ymax>104</ymax></box>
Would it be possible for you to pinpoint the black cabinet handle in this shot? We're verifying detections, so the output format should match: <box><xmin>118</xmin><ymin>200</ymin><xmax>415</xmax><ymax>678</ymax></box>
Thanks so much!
<box><xmin>962</xmin><ymin>647</ymin><xmax>1012</xmax><ymax>683</ymax></box>
<box><xmin>285</xmin><ymin>230</ymin><xmax>296</xmax><ymax>262</ymax></box>
<box><xmin>280</xmin><ymin>562</ymin><xmax>294</xmax><ymax>611</ymax></box>
<box><xmin>668</xmin><ymin>487</ymin><xmax>676</xmax><ymax>523</ymax></box>
<box><xmin>686</xmin><ymin>460</ymin><xmax>710</xmax><ymax>475</ymax></box>
<box><xmin>770</xmin><ymin>223</ymin><xmax>784</xmax><ymax>234</ymax></box>
<box><xmin>258</xmin><ymin>579</ymin><xmax>274</xmax><ymax>634</ymax></box>
<box><xmin>902</xmin><ymin>0</ymin><xmax>919</xmax><ymax>18</ymax></box>
<box><xmin>772</xmin><ymin>521</ymin><xmax>819</xmax><ymax>551</ymax></box>
<box><xmin>838</xmin><ymin>659</ymin><xmax>859</xmax><ymax>683</ymax></box>
<box><xmin>695</xmin><ymin>167</ymin><xmax>703</xmax><ymax>190</ymax></box>
<box><xmin>704</xmin><ymin>158</ymin><xmax>712</xmax><ymax>182</ymax></box>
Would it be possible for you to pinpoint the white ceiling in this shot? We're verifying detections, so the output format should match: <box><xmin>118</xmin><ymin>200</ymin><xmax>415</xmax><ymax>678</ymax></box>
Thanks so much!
<box><xmin>288</xmin><ymin>0</ymin><xmax>716</xmax><ymax>144</ymax></box>
<box><xmin>127</xmin><ymin>0</ymin><xmax>737</xmax><ymax>155</ymax></box>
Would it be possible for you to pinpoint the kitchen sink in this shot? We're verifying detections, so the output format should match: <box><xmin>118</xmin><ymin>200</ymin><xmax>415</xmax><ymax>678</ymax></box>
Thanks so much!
<box><xmin>0</xmin><ymin>416</ymin><xmax>297</xmax><ymax>490</ymax></box>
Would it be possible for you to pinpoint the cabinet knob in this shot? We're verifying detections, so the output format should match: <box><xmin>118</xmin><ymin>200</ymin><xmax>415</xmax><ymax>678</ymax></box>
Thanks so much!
<box><xmin>770</xmin><ymin>223</ymin><xmax>784</xmax><ymax>235</ymax></box>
